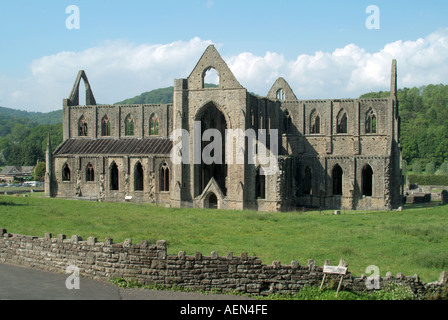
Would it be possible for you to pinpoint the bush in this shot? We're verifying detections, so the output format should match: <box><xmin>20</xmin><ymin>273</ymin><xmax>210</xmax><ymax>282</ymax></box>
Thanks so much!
<box><xmin>260</xmin><ymin>284</ymin><xmax>416</xmax><ymax>300</ymax></box>
<box><xmin>424</xmin><ymin>286</ymin><xmax>448</xmax><ymax>300</ymax></box>
<box><xmin>412</xmin><ymin>161</ymin><xmax>422</xmax><ymax>175</ymax></box>
<box><xmin>370</xmin><ymin>282</ymin><xmax>415</xmax><ymax>300</ymax></box>
<box><xmin>437</xmin><ymin>161</ymin><xmax>448</xmax><ymax>175</ymax></box>
<box><xmin>425</xmin><ymin>162</ymin><xmax>435</xmax><ymax>175</ymax></box>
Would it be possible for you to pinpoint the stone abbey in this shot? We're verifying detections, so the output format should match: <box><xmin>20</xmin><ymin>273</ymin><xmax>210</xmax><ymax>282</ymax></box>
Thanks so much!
<box><xmin>45</xmin><ymin>45</ymin><xmax>403</xmax><ymax>211</ymax></box>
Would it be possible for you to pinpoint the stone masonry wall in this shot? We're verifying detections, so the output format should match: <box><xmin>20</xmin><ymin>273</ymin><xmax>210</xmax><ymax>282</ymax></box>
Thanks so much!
<box><xmin>0</xmin><ymin>228</ymin><xmax>446</xmax><ymax>298</ymax></box>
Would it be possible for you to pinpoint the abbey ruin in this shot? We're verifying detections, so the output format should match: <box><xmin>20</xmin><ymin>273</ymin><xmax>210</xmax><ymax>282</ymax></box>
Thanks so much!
<box><xmin>45</xmin><ymin>45</ymin><xmax>403</xmax><ymax>211</ymax></box>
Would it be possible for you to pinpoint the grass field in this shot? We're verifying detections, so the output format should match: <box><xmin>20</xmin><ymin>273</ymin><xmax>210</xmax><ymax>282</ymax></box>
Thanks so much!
<box><xmin>1</xmin><ymin>194</ymin><xmax>447</xmax><ymax>283</ymax></box>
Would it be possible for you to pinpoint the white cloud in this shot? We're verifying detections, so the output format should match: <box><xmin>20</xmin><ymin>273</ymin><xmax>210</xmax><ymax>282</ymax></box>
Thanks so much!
<box><xmin>1</xmin><ymin>28</ymin><xmax>448</xmax><ymax>112</ymax></box>
<box><xmin>0</xmin><ymin>37</ymin><xmax>213</xmax><ymax>112</ymax></box>
<box><xmin>227</xmin><ymin>27</ymin><xmax>448</xmax><ymax>99</ymax></box>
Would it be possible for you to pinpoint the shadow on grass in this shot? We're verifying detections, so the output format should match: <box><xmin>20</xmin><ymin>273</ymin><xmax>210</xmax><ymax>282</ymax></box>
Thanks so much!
<box><xmin>0</xmin><ymin>201</ymin><xmax>28</xmax><ymax>207</ymax></box>
<box><xmin>403</xmin><ymin>201</ymin><xmax>445</xmax><ymax>210</ymax></box>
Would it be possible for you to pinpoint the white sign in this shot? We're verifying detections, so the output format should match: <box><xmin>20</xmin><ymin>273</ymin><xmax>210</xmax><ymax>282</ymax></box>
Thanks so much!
<box><xmin>323</xmin><ymin>265</ymin><xmax>347</xmax><ymax>275</ymax></box>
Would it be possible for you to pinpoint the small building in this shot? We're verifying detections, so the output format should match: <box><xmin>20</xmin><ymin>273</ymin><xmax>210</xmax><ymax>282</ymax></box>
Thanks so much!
<box><xmin>0</xmin><ymin>166</ymin><xmax>35</xmax><ymax>183</ymax></box>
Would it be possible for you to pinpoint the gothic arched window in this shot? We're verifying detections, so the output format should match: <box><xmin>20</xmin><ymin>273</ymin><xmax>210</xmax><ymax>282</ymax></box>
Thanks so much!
<box><xmin>332</xmin><ymin>164</ymin><xmax>343</xmax><ymax>196</ymax></box>
<box><xmin>62</xmin><ymin>163</ymin><xmax>71</xmax><ymax>182</ymax></box>
<box><xmin>149</xmin><ymin>114</ymin><xmax>159</xmax><ymax>136</ymax></box>
<box><xmin>160</xmin><ymin>162</ymin><xmax>170</xmax><ymax>192</ymax></box>
<box><xmin>86</xmin><ymin>163</ymin><xmax>95</xmax><ymax>182</ymax></box>
<box><xmin>362</xmin><ymin>165</ymin><xmax>374</xmax><ymax>196</ymax></box>
<box><xmin>276</xmin><ymin>88</ymin><xmax>285</xmax><ymax>100</ymax></box>
<box><xmin>284</xmin><ymin>110</ymin><xmax>292</xmax><ymax>134</ymax></box>
<box><xmin>125</xmin><ymin>115</ymin><xmax>134</xmax><ymax>136</ymax></box>
<box><xmin>336</xmin><ymin>110</ymin><xmax>347</xmax><ymax>134</ymax></box>
<box><xmin>101</xmin><ymin>115</ymin><xmax>111</xmax><ymax>137</ymax></box>
<box><xmin>78</xmin><ymin>115</ymin><xmax>88</xmax><ymax>137</ymax></box>
<box><xmin>134</xmin><ymin>162</ymin><xmax>144</xmax><ymax>191</ymax></box>
<box><xmin>310</xmin><ymin>110</ymin><xmax>321</xmax><ymax>134</ymax></box>
<box><xmin>255</xmin><ymin>167</ymin><xmax>266</xmax><ymax>199</ymax></box>
<box><xmin>203</xmin><ymin>67</ymin><xmax>220</xmax><ymax>88</ymax></box>
<box><xmin>365</xmin><ymin>109</ymin><xmax>377</xmax><ymax>134</ymax></box>
<box><xmin>303</xmin><ymin>166</ymin><xmax>312</xmax><ymax>195</ymax></box>
<box><xmin>110</xmin><ymin>162</ymin><xmax>119</xmax><ymax>191</ymax></box>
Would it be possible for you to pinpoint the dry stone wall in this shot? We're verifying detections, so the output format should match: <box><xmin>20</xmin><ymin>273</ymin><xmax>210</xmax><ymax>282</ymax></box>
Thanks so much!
<box><xmin>0</xmin><ymin>228</ymin><xmax>446</xmax><ymax>298</ymax></box>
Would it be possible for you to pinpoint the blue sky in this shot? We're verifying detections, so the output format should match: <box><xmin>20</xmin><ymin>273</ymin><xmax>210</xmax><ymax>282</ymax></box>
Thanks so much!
<box><xmin>1</xmin><ymin>1</ymin><xmax>448</xmax><ymax>112</ymax></box>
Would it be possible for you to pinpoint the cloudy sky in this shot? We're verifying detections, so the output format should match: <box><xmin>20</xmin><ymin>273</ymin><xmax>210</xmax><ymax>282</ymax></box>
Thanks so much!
<box><xmin>1</xmin><ymin>0</ymin><xmax>447</xmax><ymax>112</ymax></box>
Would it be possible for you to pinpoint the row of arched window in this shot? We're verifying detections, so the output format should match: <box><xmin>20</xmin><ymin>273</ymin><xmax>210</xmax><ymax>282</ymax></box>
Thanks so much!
<box><xmin>78</xmin><ymin>114</ymin><xmax>160</xmax><ymax>137</ymax></box>
<box><xmin>61</xmin><ymin>162</ymin><xmax>170</xmax><ymax>192</ymax></box>
<box><xmin>283</xmin><ymin>109</ymin><xmax>377</xmax><ymax>135</ymax></box>
<box><xmin>254</xmin><ymin>163</ymin><xmax>374</xmax><ymax>200</ymax></box>
<box><xmin>300</xmin><ymin>164</ymin><xmax>374</xmax><ymax>197</ymax></box>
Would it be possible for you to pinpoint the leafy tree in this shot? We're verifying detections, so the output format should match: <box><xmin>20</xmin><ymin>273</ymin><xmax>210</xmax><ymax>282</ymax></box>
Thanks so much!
<box><xmin>402</xmin><ymin>160</ymin><xmax>408</xmax><ymax>175</ymax></box>
<box><xmin>33</xmin><ymin>161</ymin><xmax>46</xmax><ymax>182</ymax></box>
<box><xmin>437</xmin><ymin>161</ymin><xmax>448</xmax><ymax>175</ymax></box>
<box><xmin>412</xmin><ymin>160</ymin><xmax>422</xmax><ymax>174</ymax></box>
<box><xmin>425</xmin><ymin>162</ymin><xmax>435</xmax><ymax>175</ymax></box>
<box><xmin>0</xmin><ymin>106</ymin><xmax>63</xmax><ymax>166</ymax></box>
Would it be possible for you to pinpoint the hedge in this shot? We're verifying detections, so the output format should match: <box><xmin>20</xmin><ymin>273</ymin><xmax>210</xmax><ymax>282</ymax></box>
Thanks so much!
<box><xmin>407</xmin><ymin>175</ymin><xmax>448</xmax><ymax>186</ymax></box>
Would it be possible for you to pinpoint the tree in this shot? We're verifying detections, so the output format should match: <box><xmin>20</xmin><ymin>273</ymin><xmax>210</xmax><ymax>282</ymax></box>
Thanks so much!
<box><xmin>33</xmin><ymin>161</ymin><xmax>46</xmax><ymax>182</ymax></box>
<box><xmin>437</xmin><ymin>161</ymin><xmax>448</xmax><ymax>175</ymax></box>
<box><xmin>402</xmin><ymin>160</ymin><xmax>408</xmax><ymax>175</ymax></box>
<box><xmin>425</xmin><ymin>162</ymin><xmax>435</xmax><ymax>175</ymax></box>
<box><xmin>412</xmin><ymin>160</ymin><xmax>422</xmax><ymax>174</ymax></box>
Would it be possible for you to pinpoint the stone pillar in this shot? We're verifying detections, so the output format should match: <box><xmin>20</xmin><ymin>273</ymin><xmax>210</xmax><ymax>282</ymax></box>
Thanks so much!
<box><xmin>171</xmin><ymin>78</ymin><xmax>188</xmax><ymax>208</ymax></box>
<box><xmin>44</xmin><ymin>133</ymin><xmax>53</xmax><ymax>198</ymax></box>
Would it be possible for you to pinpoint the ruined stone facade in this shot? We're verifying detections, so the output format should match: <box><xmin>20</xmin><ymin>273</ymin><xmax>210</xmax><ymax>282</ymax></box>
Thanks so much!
<box><xmin>45</xmin><ymin>45</ymin><xmax>403</xmax><ymax>211</ymax></box>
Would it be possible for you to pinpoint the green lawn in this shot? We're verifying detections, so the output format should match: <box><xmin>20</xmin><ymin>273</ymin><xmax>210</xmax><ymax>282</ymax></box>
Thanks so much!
<box><xmin>1</xmin><ymin>194</ymin><xmax>448</xmax><ymax>283</ymax></box>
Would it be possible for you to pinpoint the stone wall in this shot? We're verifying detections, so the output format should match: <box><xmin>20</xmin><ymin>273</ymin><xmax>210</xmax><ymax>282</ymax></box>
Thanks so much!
<box><xmin>64</xmin><ymin>104</ymin><xmax>172</xmax><ymax>140</ymax></box>
<box><xmin>1</xmin><ymin>228</ymin><xmax>446</xmax><ymax>298</ymax></box>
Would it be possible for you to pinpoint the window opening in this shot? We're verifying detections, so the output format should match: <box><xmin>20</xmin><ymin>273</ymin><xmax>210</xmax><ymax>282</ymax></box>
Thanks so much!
<box><xmin>332</xmin><ymin>165</ymin><xmax>343</xmax><ymax>195</ymax></box>
<box><xmin>160</xmin><ymin>162</ymin><xmax>170</xmax><ymax>192</ymax></box>
<box><xmin>86</xmin><ymin>163</ymin><xmax>95</xmax><ymax>182</ymax></box>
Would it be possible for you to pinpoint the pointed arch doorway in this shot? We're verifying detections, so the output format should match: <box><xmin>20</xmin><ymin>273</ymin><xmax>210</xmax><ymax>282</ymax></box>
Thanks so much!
<box><xmin>206</xmin><ymin>192</ymin><xmax>218</xmax><ymax>209</ymax></box>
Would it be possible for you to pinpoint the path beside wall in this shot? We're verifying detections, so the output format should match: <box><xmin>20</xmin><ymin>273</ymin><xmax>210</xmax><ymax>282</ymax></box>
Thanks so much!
<box><xmin>0</xmin><ymin>228</ymin><xmax>446</xmax><ymax>298</ymax></box>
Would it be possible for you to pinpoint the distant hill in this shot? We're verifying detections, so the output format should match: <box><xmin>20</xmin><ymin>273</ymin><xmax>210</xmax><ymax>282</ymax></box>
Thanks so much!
<box><xmin>0</xmin><ymin>106</ymin><xmax>63</xmax><ymax>166</ymax></box>
<box><xmin>115</xmin><ymin>87</ymin><xmax>175</xmax><ymax>105</ymax></box>
<box><xmin>0</xmin><ymin>106</ymin><xmax>62</xmax><ymax>125</ymax></box>
<box><xmin>115</xmin><ymin>84</ymin><xmax>219</xmax><ymax>105</ymax></box>
<box><xmin>1</xmin><ymin>83</ymin><xmax>447</xmax><ymax>170</ymax></box>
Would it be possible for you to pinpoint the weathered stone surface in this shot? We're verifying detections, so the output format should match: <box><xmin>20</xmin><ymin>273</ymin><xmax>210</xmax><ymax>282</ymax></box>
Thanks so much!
<box><xmin>441</xmin><ymin>190</ymin><xmax>448</xmax><ymax>205</ymax></box>
<box><xmin>46</xmin><ymin>46</ymin><xmax>402</xmax><ymax>212</ymax></box>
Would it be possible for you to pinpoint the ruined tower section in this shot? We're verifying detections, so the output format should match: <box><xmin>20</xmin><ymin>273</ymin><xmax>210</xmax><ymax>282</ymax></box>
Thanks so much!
<box><xmin>171</xmin><ymin>78</ymin><xmax>189</xmax><ymax>208</ymax></box>
<box><xmin>62</xmin><ymin>70</ymin><xmax>97</xmax><ymax>141</ymax></box>
<box><xmin>388</xmin><ymin>59</ymin><xmax>403</xmax><ymax>208</ymax></box>
<box><xmin>44</xmin><ymin>133</ymin><xmax>54</xmax><ymax>198</ymax></box>
<box><xmin>172</xmin><ymin>45</ymin><xmax>250</xmax><ymax>210</ymax></box>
